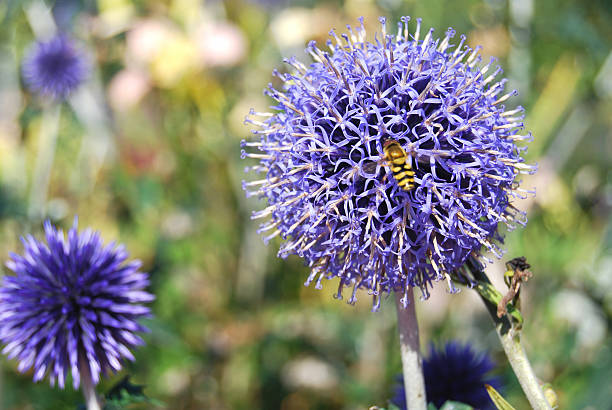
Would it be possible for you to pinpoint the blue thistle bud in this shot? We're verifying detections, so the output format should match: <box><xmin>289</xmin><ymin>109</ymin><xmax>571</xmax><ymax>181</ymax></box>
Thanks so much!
<box><xmin>393</xmin><ymin>342</ymin><xmax>503</xmax><ymax>409</ymax></box>
<box><xmin>243</xmin><ymin>17</ymin><xmax>535</xmax><ymax>310</ymax></box>
<box><xmin>22</xmin><ymin>34</ymin><xmax>88</xmax><ymax>100</ymax></box>
<box><xmin>0</xmin><ymin>219</ymin><xmax>154</xmax><ymax>389</ymax></box>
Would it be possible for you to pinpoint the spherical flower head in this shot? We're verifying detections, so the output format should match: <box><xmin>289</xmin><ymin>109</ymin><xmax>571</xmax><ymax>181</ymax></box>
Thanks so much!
<box><xmin>0</xmin><ymin>219</ymin><xmax>154</xmax><ymax>389</ymax></box>
<box><xmin>392</xmin><ymin>341</ymin><xmax>502</xmax><ymax>409</ymax></box>
<box><xmin>22</xmin><ymin>34</ymin><xmax>88</xmax><ymax>100</ymax></box>
<box><xmin>243</xmin><ymin>17</ymin><xmax>535</xmax><ymax>310</ymax></box>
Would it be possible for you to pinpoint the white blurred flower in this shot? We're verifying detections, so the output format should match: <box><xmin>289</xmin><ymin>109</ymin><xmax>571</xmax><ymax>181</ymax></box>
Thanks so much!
<box><xmin>127</xmin><ymin>19</ymin><xmax>175</xmax><ymax>64</ymax></box>
<box><xmin>270</xmin><ymin>8</ymin><xmax>337</xmax><ymax>50</ymax></box>
<box><xmin>194</xmin><ymin>22</ymin><xmax>246</xmax><ymax>67</ymax></box>
<box><xmin>270</xmin><ymin>8</ymin><xmax>313</xmax><ymax>49</ymax></box>
<box><xmin>553</xmin><ymin>289</ymin><xmax>607</xmax><ymax>351</ymax></box>
<box><xmin>281</xmin><ymin>356</ymin><xmax>338</xmax><ymax>391</ymax></box>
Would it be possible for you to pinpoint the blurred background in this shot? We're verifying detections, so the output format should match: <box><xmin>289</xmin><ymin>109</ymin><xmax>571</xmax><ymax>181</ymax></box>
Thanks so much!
<box><xmin>0</xmin><ymin>0</ymin><xmax>611</xmax><ymax>408</ymax></box>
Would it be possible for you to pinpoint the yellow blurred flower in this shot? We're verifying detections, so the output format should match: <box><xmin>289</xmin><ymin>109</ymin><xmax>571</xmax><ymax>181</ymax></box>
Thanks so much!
<box><xmin>151</xmin><ymin>34</ymin><xmax>199</xmax><ymax>87</ymax></box>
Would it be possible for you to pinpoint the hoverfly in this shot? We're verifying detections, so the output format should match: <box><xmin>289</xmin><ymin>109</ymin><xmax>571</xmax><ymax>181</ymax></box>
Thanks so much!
<box><xmin>382</xmin><ymin>139</ymin><xmax>416</xmax><ymax>191</ymax></box>
<box><xmin>356</xmin><ymin>139</ymin><xmax>422</xmax><ymax>192</ymax></box>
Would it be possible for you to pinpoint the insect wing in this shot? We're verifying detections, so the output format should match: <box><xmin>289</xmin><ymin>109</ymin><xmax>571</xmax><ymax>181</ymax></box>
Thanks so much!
<box><xmin>360</xmin><ymin>161</ymin><xmax>379</xmax><ymax>177</ymax></box>
<box><xmin>353</xmin><ymin>161</ymin><xmax>381</xmax><ymax>187</ymax></box>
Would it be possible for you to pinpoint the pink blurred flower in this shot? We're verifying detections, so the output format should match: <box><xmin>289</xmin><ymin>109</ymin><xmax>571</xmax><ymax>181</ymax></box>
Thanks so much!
<box><xmin>108</xmin><ymin>68</ymin><xmax>151</xmax><ymax>111</ymax></box>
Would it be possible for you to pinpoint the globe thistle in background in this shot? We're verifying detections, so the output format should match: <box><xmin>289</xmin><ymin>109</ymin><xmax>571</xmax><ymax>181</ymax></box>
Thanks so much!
<box><xmin>392</xmin><ymin>342</ymin><xmax>502</xmax><ymax>409</ymax></box>
<box><xmin>0</xmin><ymin>220</ymin><xmax>154</xmax><ymax>389</ymax></box>
<box><xmin>22</xmin><ymin>34</ymin><xmax>88</xmax><ymax>100</ymax></box>
<box><xmin>243</xmin><ymin>17</ymin><xmax>535</xmax><ymax>310</ymax></box>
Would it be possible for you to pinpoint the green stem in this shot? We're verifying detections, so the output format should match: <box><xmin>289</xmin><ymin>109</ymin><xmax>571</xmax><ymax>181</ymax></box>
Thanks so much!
<box><xmin>466</xmin><ymin>260</ymin><xmax>552</xmax><ymax>410</ymax></box>
<box><xmin>27</xmin><ymin>103</ymin><xmax>61</xmax><ymax>220</ymax></box>
<box><xmin>395</xmin><ymin>289</ymin><xmax>427</xmax><ymax>410</ymax></box>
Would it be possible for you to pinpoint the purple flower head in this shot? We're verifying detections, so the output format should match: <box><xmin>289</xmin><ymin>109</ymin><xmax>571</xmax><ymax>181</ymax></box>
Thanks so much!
<box><xmin>243</xmin><ymin>17</ymin><xmax>535</xmax><ymax>310</ymax></box>
<box><xmin>0</xmin><ymin>219</ymin><xmax>154</xmax><ymax>389</ymax></box>
<box><xmin>393</xmin><ymin>341</ymin><xmax>502</xmax><ymax>409</ymax></box>
<box><xmin>22</xmin><ymin>34</ymin><xmax>88</xmax><ymax>100</ymax></box>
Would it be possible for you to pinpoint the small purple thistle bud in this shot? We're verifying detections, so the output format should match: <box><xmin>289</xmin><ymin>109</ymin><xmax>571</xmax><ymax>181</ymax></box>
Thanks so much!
<box><xmin>243</xmin><ymin>16</ymin><xmax>535</xmax><ymax>310</ymax></box>
<box><xmin>0</xmin><ymin>219</ymin><xmax>154</xmax><ymax>389</ymax></box>
<box><xmin>392</xmin><ymin>342</ymin><xmax>503</xmax><ymax>409</ymax></box>
<box><xmin>22</xmin><ymin>34</ymin><xmax>88</xmax><ymax>100</ymax></box>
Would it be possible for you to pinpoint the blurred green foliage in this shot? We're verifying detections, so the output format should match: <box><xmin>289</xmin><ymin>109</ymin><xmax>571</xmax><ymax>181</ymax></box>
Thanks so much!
<box><xmin>0</xmin><ymin>0</ymin><xmax>611</xmax><ymax>409</ymax></box>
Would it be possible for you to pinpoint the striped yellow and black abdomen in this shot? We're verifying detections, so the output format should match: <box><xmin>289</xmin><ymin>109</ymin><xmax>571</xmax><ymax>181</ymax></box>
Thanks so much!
<box><xmin>390</xmin><ymin>158</ymin><xmax>415</xmax><ymax>191</ymax></box>
<box><xmin>383</xmin><ymin>140</ymin><xmax>416</xmax><ymax>191</ymax></box>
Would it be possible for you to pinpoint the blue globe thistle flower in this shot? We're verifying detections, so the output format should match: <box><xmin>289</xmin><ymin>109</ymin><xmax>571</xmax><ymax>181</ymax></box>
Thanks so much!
<box><xmin>22</xmin><ymin>34</ymin><xmax>88</xmax><ymax>100</ymax></box>
<box><xmin>243</xmin><ymin>17</ymin><xmax>534</xmax><ymax>310</ymax></box>
<box><xmin>0</xmin><ymin>220</ymin><xmax>154</xmax><ymax>389</ymax></box>
<box><xmin>392</xmin><ymin>342</ymin><xmax>502</xmax><ymax>409</ymax></box>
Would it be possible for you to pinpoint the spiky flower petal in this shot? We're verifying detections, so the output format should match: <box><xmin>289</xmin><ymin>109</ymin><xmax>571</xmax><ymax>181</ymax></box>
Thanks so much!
<box><xmin>243</xmin><ymin>17</ymin><xmax>534</xmax><ymax>309</ymax></box>
<box><xmin>0</xmin><ymin>219</ymin><xmax>154</xmax><ymax>389</ymax></box>
<box><xmin>22</xmin><ymin>34</ymin><xmax>88</xmax><ymax>100</ymax></box>
<box><xmin>393</xmin><ymin>342</ymin><xmax>502</xmax><ymax>409</ymax></box>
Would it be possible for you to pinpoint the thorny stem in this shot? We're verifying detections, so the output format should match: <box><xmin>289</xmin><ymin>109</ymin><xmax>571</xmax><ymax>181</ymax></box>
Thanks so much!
<box><xmin>466</xmin><ymin>260</ymin><xmax>552</xmax><ymax>410</ymax></box>
<box><xmin>79</xmin><ymin>357</ymin><xmax>101</xmax><ymax>410</ymax></box>
<box><xmin>395</xmin><ymin>289</ymin><xmax>427</xmax><ymax>410</ymax></box>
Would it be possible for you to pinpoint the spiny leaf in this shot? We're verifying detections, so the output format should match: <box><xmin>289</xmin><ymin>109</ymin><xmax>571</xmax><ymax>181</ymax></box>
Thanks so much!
<box><xmin>485</xmin><ymin>384</ymin><xmax>517</xmax><ymax>410</ymax></box>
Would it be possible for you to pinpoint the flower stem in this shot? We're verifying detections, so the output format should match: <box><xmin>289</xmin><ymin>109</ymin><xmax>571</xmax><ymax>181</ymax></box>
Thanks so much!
<box><xmin>395</xmin><ymin>288</ymin><xmax>427</xmax><ymax>410</ymax></box>
<box><xmin>78</xmin><ymin>358</ymin><xmax>101</xmax><ymax>410</ymax></box>
<box><xmin>466</xmin><ymin>260</ymin><xmax>552</xmax><ymax>410</ymax></box>
<box><xmin>28</xmin><ymin>103</ymin><xmax>61</xmax><ymax>220</ymax></box>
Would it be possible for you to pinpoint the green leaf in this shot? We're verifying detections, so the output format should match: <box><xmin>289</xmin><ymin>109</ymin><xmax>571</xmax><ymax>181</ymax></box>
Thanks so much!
<box><xmin>103</xmin><ymin>376</ymin><xmax>163</xmax><ymax>409</ymax></box>
<box><xmin>506</xmin><ymin>301</ymin><xmax>524</xmax><ymax>326</ymax></box>
<box><xmin>368</xmin><ymin>404</ymin><xmax>402</xmax><ymax>410</ymax></box>
<box><xmin>438</xmin><ymin>401</ymin><xmax>474</xmax><ymax>410</ymax></box>
<box><xmin>503</xmin><ymin>269</ymin><xmax>514</xmax><ymax>287</ymax></box>
<box><xmin>485</xmin><ymin>384</ymin><xmax>517</xmax><ymax>410</ymax></box>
